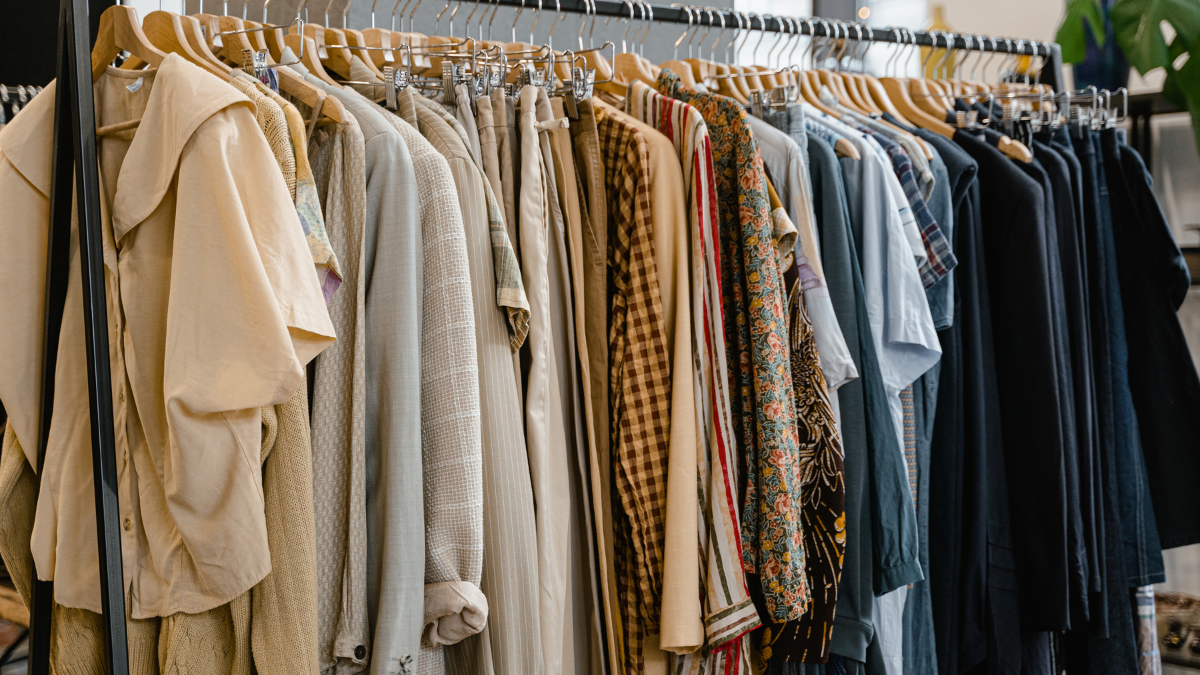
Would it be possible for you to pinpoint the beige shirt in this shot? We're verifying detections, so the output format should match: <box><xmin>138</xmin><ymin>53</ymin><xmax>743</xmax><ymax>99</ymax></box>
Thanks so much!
<box><xmin>0</xmin><ymin>55</ymin><xmax>335</xmax><ymax>618</ymax></box>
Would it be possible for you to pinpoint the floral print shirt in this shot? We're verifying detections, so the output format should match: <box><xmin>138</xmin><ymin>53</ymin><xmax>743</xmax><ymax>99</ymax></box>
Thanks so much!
<box><xmin>657</xmin><ymin>70</ymin><xmax>810</xmax><ymax>623</ymax></box>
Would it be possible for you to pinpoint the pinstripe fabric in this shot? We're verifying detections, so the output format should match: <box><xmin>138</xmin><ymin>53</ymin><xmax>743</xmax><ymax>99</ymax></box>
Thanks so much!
<box><xmin>626</xmin><ymin>79</ymin><xmax>761</xmax><ymax>675</ymax></box>
<box><xmin>398</xmin><ymin>88</ymin><xmax>545</xmax><ymax>675</ymax></box>
<box><xmin>433</xmin><ymin>91</ymin><xmax>548</xmax><ymax>675</ymax></box>
<box><xmin>594</xmin><ymin>98</ymin><xmax>674</xmax><ymax>675</ymax></box>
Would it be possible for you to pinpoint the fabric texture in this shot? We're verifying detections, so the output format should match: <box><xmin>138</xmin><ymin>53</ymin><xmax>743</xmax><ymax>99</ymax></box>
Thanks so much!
<box><xmin>518</xmin><ymin>84</ymin><xmax>578</xmax><ymax>675</ymax></box>
<box><xmin>657</xmin><ymin>70</ymin><xmax>810</xmax><ymax>624</ymax></box>
<box><xmin>627</xmin><ymin>78</ymin><xmax>762</xmax><ymax>675</ymax></box>
<box><xmin>0</xmin><ymin>58</ymin><xmax>335</xmax><ymax>623</ymax></box>
<box><xmin>593</xmin><ymin>97</ymin><xmax>674</xmax><ymax>675</ymax></box>
<box><xmin>288</xmin><ymin>77</ymin><xmax>374</xmax><ymax>675</ymax></box>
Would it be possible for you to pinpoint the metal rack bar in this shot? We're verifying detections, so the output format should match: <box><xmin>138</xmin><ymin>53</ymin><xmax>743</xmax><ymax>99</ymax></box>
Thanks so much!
<box><xmin>484</xmin><ymin>0</ymin><xmax>1064</xmax><ymax>88</ymax></box>
<box><xmin>31</xmin><ymin>0</ymin><xmax>130</xmax><ymax>673</ymax></box>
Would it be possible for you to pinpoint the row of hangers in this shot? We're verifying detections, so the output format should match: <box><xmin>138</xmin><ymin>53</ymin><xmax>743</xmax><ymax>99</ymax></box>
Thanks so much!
<box><xmin>87</xmin><ymin>0</ymin><xmax>1130</xmax><ymax>164</ymax></box>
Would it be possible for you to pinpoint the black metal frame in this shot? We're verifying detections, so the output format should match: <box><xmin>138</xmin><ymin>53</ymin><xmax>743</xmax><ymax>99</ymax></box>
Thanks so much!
<box><xmin>25</xmin><ymin>0</ymin><xmax>1063</xmax><ymax>672</ymax></box>
<box><xmin>30</xmin><ymin>0</ymin><xmax>129</xmax><ymax>673</ymax></box>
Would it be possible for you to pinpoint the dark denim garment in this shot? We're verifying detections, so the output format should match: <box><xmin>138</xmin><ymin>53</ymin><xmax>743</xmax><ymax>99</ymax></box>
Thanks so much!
<box><xmin>1100</xmin><ymin>128</ymin><xmax>1196</xmax><ymax>552</ymax></box>
<box><xmin>1032</xmin><ymin>139</ymin><xmax>1097</xmax><ymax>627</ymax></box>
<box><xmin>902</xmin><ymin>365</ymin><xmax>939</xmax><ymax>675</ymax></box>
<box><xmin>1063</xmin><ymin>126</ymin><xmax>1140</xmax><ymax>675</ymax></box>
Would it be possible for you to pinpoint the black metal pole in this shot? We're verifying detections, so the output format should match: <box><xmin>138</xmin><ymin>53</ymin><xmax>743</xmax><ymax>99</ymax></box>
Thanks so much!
<box><xmin>485</xmin><ymin>0</ymin><xmax>1057</xmax><ymax>56</ymax></box>
<box><xmin>33</xmin><ymin>0</ymin><xmax>130</xmax><ymax>673</ymax></box>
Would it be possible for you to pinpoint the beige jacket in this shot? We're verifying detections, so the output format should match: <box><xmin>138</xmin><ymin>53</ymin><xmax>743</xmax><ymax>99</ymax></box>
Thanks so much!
<box><xmin>394</xmin><ymin>86</ymin><xmax>544</xmax><ymax>675</ymax></box>
<box><xmin>0</xmin><ymin>55</ymin><xmax>334</xmax><ymax>620</ymax></box>
<box><xmin>0</xmin><ymin>373</ymin><xmax>318</xmax><ymax>675</ymax></box>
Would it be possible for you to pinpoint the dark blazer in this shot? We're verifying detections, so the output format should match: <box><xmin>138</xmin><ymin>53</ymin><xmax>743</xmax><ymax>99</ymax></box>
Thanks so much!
<box><xmin>954</xmin><ymin>130</ymin><xmax>1071</xmax><ymax>632</ymax></box>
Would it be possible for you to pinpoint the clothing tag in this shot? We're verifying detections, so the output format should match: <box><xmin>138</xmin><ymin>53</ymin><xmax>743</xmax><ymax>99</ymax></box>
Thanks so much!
<box><xmin>126</xmin><ymin>78</ymin><xmax>143</xmax><ymax>93</ymax></box>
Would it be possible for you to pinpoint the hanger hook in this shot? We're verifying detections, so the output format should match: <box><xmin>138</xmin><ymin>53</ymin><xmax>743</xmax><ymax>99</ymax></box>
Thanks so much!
<box><xmin>787</xmin><ymin>16</ymin><xmax>803</xmax><ymax>66</ymax></box>
<box><xmin>342</xmin><ymin>0</ymin><xmax>353</xmax><ymax>28</ymax></box>
<box><xmin>861</xmin><ymin>25</ymin><xmax>874</xmax><ymax>73</ymax></box>
<box><xmin>706</xmin><ymin>5</ymin><xmax>722</xmax><ymax>61</ymax></box>
<box><xmin>935</xmin><ymin>32</ymin><xmax>955</xmax><ymax>77</ymax></box>
<box><xmin>620</xmin><ymin>0</ymin><xmax>634</xmax><ymax>53</ymax></box>
<box><xmin>669</xmin><ymin>3</ymin><xmax>690</xmax><ymax>59</ymax></box>
<box><xmin>528</xmin><ymin>0</ymin><xmax>540</xmax><ymax>46</ymax></box>
<box><xmin>716</xmin><ymin>8</ymin><xmax>733</xmax><ymax>64</ymax></box>
<box><xmin>779</xmin><ymin>16</ymin><xmax>796</xmax><ymax>69</ymax></box>
<box><xmin>545</xmin><ymin>0</ymin><xmax>561</xmax><ymax>50</ymax></box>
<box><xmin>510</xmin><ymin>0</ymin><xmax>523</xmax><ymax>43</ymax></box>
<box><xmin>748</xmin><ymin>12</ymin><xmax>766</xmax><ymax>63</ymax></box>
<box><xmin>766</xmin><ymin>15</ymin><xmax>784</xmax><ymax>68</ymax></box>
<box><xmin>639</xmin><ymin>1</ymin><xmax>653</xmax><ymax>56</ymax></box>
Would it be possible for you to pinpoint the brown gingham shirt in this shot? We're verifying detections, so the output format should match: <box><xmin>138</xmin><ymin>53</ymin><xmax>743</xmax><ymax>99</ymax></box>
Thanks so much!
<box><xmin>594</xmin><ymin>100</ymin><xmax>673</xmax><ymax>675</ymax></box>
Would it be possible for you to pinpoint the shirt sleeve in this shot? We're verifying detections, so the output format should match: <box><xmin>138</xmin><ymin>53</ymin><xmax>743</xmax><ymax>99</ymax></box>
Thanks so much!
<box><xmin>168</xmin><ymin>106</ymin><xmax>335</xmax><ymax>416</ymax></box>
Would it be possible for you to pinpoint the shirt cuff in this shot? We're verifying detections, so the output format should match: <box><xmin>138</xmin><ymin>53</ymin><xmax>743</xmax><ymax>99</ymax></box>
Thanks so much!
<box><xmin>875</xmin><ymin>558</ymin><xmax>924</xmax><ymax>595</ymax></box>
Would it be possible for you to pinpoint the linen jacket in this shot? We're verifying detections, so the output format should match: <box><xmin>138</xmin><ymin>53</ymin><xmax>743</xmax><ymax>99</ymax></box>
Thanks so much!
<box><xmin>394</xmin><ymin>85</ymin><xmax>537</xmax><ymax>675</ymax></box>
<box><xmin>0</xmin><ymin>55</ymin><xmax>335</xmax><ymax>619</ymax></box>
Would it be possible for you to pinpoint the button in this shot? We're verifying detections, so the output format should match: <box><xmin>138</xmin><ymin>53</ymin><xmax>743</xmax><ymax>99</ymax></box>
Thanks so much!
<box><xmin>118</xmin><ymin>391</ymin><xmax>124</xmax><ymax>402</ymax></box>
<box><xmin>354</xmin><ymin>645</ymin><xmax>366</xmax><ymax>660</ymax></box>
<box><xmin>122</xmin><ymin>518</ymin><xmax>131</xmax><ymax>532</ymax></box>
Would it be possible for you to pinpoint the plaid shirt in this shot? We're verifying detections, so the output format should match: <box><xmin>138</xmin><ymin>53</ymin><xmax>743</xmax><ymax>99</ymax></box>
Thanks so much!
<box><xmin>861</xmin><ymin>129</ymin><xmax>958</xmax><ymax>289</ymax></box>
<box><xmin>594</xmin><ymin>100</ymin><xmax>674</xmax><ymax>675</ymax></box>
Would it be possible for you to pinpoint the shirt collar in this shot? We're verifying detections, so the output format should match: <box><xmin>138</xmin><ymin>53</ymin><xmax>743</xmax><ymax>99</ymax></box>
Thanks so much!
<box><xmin>0</xmin><ymin>54</ymin><xmax>252</xmax><ymax>240</ymax></box>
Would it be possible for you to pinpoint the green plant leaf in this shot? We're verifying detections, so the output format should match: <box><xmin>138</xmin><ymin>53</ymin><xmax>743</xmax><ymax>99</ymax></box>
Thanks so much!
<box><xmin>1057</xmin><ymin>0</ymin><xmax>1107</xmax><ymax>63</ymax></box>
<box><xmin>1163</xmin><ymin>68</ymin><xmax>1188</xmax><ymax>108</ymax></box>
<box><xmin>1111</xmin><ymin>0</ymin><xmax>1200</xmax><ymax>74</ymax></box>
<box><xmin>1168</xmin><ymin>49</ymin><xmax>1200</xmax><ymax>162</ymax></box>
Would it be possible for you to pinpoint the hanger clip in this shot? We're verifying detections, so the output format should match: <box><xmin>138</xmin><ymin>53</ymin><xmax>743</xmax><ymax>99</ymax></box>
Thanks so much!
<box><xmin>242</xmin><ymin>49</ymin><xmax>270</xmax><ymax>83</ymax></box>
<box><xmin>384</xmin><ymin>67</ymin><xmax>400</xmax><ymax>111</ymax></box>
<box><xmin>749</xmin><ymin>90</ymin><xmax>766</xmax><ymax>119</ymax></box>
<box><xmin>442</xmin><ymin>61</ymin><xmax>458</xmax><ymax>106</ymax></box>
<box><xmin>770</xmin><ymin>86</ymin><xmax>789</xmax><ymax>111</ymax></box>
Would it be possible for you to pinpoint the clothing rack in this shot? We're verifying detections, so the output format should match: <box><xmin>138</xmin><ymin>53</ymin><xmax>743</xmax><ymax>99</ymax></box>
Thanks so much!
<box><xmin>32</xmin><ymin>0</ymin><xmax>128</xmax><ymax>674</ymax></box>
<box><xmin>482</xmin><ymin>0</ymin><xmax>1065</xmax><ymax>90</ymax></box>
<box><xmin>29</xmin><ymin>0</ymin><xmax>1066</xmax><ymax>672</ymax></box>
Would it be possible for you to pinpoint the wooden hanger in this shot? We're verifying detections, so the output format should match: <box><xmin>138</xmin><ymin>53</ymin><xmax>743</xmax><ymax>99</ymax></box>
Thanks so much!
<box><xmin>660</xmin><ymin>59</ymin><xmax>696</xmax><ymax>87</ymax></box>
<box><xmin>316</xmin><ymin>25</ymin><xmax>356</xmax><ymax>78</ymax></box>
<box><xmin>360</xmin><ymin>7</ymin><xmax>398</xmax><ymax>71</ymax></box>
<box><xmin>142</xmin><ymin>10</ymin><xmax>226</xmax><ymax>77</ymax></box>
<box><xmin>178</xmin><ymin>12</ymin><xmax>233</xmax><ymax>73</ymax></box>
<box><xmin>284</xmin><ymin>30</ymin><xmax>342</xmax><ymax>86</ymax></box>
<box><xmin>711</xmin><ymin>62</ymin><xmax>747</xmax><ymax>103</ymax></box>
<box><xmin>879</xmin><ymin>77</ymin><xmax>955</xmax><ymax>138</ymax></box>
<box><xmin>613</xmin><ymin>51</ymin><xmax>655</xmax><ymax>86</ymax></box>
<box><xmin>339</xmin><ymin>21</ymin><xmax>388</xmax><ymax>79</ymax></box>
<box><xmin>92</xmin><ymin>5</ymin><xmax>167</xmax><ymax>80</ymax></box>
